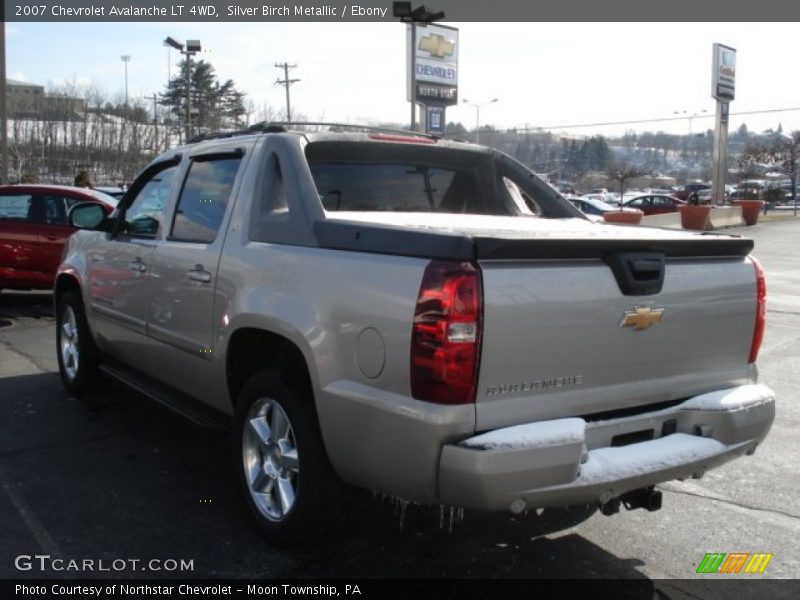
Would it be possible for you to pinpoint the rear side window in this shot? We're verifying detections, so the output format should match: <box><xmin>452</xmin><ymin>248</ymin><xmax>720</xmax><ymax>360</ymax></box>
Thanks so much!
<box><xmin>309</xmin><ymin>163</ymin><xmax>480</xmax><ymax>213</ymax></box>
<box><xmin>0</xmin><ymin>194</ymin><xmax>70</xmax><ymax>225</ymax></box>
<box><xmin>0</xmin><ymin>194</ymin><xmax>33</xmax><ymax>220</ymax></box>
<box><xmin>171</xmin><ymin>157</ymin><xmax>241</xmax><ymax>243</ymax></box>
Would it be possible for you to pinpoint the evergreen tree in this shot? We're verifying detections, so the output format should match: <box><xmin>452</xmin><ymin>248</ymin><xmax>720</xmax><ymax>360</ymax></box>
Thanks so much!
<box><xmin>159</xmin><ymin>59</ymin><xmax>246</xmax><ymax>133</ymax></box>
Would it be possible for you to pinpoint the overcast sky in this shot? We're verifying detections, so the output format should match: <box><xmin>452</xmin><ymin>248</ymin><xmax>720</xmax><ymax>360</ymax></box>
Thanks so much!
<box><xmin>6</xmin><ymin>21</ymin><xmax>800</xmax><ymax>137</ymax></box>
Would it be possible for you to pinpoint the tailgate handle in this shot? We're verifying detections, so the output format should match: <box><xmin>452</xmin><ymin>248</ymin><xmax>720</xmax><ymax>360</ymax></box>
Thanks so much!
<box><xmin>604</xmin><ymin>252</ymin><xmax>665</xmax><ymax>296</ymax></box>
<box><xmin>630</xmin><ymin>259</ymin><xmax>661</xmax><ymax>280</ymax></box>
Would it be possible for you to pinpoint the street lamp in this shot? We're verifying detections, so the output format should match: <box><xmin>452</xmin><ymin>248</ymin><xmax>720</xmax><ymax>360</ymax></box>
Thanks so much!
<box><xmin>463</xmin><ymin>98</ymin><xmax>498</xmax><ymax>144</ymax></box>
<box><xmin>393</xmin><ymin>2</ymin><xmax>446</xmax><ymax>132</ymax></box>
<box><xmin>120</xmin><ymin>55</ymin><xmax>131</xmax><ymax>109</ymax></box>
<box><xmin>164</xmin><ymin>36</ymin><xmax>201</xmax><ymax>142</ymax></box>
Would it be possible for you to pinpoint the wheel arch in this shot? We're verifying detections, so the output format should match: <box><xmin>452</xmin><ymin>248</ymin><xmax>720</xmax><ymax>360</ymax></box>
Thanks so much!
<box><xmin>54</xmin><ymin>272</ymin><xmax>81</xmax><ymax>299</ymax></box>
<box><xmin>225</xmin><ymin>326</ymin><xmax>317</xmax><ymax>413</ymax></box>
<box><xmin>54</xmin><ymin>272</ymin><xmax>83</xmax><ymax>317</ymax></box>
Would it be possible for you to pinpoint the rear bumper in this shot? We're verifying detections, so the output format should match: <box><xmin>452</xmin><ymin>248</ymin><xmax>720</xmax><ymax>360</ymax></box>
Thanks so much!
<box><xmin>439</xmin><ymin>384</ymin><xmax>775</xmax><ymax>511</ymax></box>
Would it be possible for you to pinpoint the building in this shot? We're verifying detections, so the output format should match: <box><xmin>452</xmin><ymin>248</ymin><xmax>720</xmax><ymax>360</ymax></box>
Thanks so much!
<box><xmin>6</xmin><ymin>79</ymin><xmax>85</xmax><ymax>120</ymax></box>
<box><xmin>7</xmin><ymin>79</ymin><xmax>46</xmax><ymax>118</ymax></box>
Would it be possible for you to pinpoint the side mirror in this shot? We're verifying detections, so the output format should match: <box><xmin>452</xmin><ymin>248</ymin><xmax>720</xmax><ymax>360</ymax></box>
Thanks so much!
<box><xmin>69</xmin><ymin>202</ymin><xmax>112</xmax><ymax>231</ymax></box>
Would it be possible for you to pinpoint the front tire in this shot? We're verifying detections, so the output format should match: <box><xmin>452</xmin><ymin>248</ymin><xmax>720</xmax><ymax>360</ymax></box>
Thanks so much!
<box><xmin>56</xmin><ymin>289</ymin><xmax>99</xmax><ymax>395</ymax></box>
<box><xmin>233</xmin><ymin>370</ymin><xmax>340</xmax><ymax>546</ymax></box>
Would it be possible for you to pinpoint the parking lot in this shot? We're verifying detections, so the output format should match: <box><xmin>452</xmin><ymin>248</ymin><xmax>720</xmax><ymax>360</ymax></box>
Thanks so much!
<box><xmin>1</xmin><ymin>218</ymin><xmax>798</xmax><ymax>591</ymax></box>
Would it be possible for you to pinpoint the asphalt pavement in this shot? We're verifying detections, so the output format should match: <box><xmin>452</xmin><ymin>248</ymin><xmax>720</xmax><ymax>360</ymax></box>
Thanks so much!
<box><xmin>1</xmin><ymin>218</ymin><xmax>798</xmax><ymax>595</ymax></box>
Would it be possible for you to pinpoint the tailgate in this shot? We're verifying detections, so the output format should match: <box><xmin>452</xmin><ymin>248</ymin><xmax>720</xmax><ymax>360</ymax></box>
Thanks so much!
<box><xmin>475</xmin><ymin>255</ymin><xmax>758</xmax><ymax>431</ymax></box>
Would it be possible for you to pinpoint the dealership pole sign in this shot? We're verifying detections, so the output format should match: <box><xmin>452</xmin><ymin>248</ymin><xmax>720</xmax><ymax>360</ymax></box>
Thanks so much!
<box><xmin>712</xmin><ymin>43</ymin><xmax>736</xmax><ymax>101</ymax></box>
<box><xmin>407</xmin><ymin>23</ymin><xmax>458</xmax><ymax>133</ymax></box>
<box><xmin>711</xmin><ymin>43</ymin><xmax>735</xmax><ymax>206</ymax></box>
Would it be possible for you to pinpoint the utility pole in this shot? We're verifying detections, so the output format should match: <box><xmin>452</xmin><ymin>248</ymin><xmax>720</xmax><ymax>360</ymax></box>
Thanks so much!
<box><xmin>274</xmin><ymin>63</ymin><xmax>300</xmax><ymax>123</ymax></box>
<box><xmin>146</xmin><ymin>93</ymin><xmax>159</xmax><ymax>151</ymax></box>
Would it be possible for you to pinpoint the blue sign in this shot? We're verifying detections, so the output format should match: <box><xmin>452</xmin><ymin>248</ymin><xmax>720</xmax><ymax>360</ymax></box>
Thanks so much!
<box><xmin>426</xmin><ymin>107</ymin><xmax>445</xmax><ymax>135</ymax></box>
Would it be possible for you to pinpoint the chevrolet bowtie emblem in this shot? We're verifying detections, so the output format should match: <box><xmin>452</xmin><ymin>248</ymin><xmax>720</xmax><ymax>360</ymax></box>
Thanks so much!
<box><xmin>620</xmin><ymin>307</ymin><xmax>664</xmax><ymax>331</ymax></box>
<box><xmin>419</xmin><ymin>34</ymin><xmax>455</xmax><ymax>59</ymax></box>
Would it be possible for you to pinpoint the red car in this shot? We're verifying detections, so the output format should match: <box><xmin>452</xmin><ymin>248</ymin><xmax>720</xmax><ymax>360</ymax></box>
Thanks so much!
<box><xmin>623</xmin><ymin>194</ymin><xmax>687</xmax><ymax>216</ymax></box>
<box><xmin>0</xmin><ymin>184</ymin><xmax>117</xmax><ymax>291</ymax></box>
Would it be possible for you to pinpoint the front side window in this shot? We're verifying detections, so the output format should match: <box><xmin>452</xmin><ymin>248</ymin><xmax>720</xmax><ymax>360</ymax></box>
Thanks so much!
<box><xmin>628</xmin><ymin>198</ymin><xmax>646</xmax><ymax>209</ymax></box>
<box><xmin>124</xmin><ymin>165</ymin><xmax>179</xmax><ymax>236</ymax></box>
<box><xmin>38</xmin><ymin>195</ymin><xmax>70</xmax><ymax>225</ymax></box>
<box><xmin>171</xmin><ymin>157</ymin><xmax>241</xmax><ymax>243</ymax></box>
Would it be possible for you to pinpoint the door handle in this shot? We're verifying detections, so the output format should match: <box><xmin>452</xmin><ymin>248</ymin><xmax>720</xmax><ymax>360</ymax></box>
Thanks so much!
<box><xmin>129</xmin><ymin>258</ymin><xmax>147</xmax><ymax>273</ymax></box>
<box><xmin>186</xmin><ymin>264</ymin><xmax>211</xmax><ymax>283</ymax></box>
<box><xmin>45</xmin><ymin>235</ymin><xmax>59</xmax><ymax>241</ymax></box>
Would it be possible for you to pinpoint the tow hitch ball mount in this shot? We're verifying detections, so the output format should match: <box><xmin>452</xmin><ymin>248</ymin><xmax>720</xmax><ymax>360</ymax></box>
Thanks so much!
<box><xmin>600</xmin><ymin>486</ymin><xmax>663</xmax><ymax>516</ymax></box>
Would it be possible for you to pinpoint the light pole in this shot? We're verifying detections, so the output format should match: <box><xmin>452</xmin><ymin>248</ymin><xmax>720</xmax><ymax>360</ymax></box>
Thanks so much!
<box><xmin>463</xmin><ymin>98</ymin><xmax>498</xmax><ymax>144</ymax></box>
<box><xmin>673</xmin><ymin>109</ymin><xmax>708</xmax><ymax>135</ymax></box>
<box><xmin>393</xmin><ymin>2</ymin><xmax>445</xmax><ymax>132</ymax></box>
<box><xmin>164</xmin><ymin>36</ymin><xmax>201</xmax><ymax>142</ymax></box>
<box><xmin>120</xmin><ymin>55</ymin><xmax>130</xmax><ymax>109</ymax></box>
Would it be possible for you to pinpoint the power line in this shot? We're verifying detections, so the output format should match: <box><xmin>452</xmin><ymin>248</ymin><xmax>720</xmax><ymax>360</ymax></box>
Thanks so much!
<box><xmin>484</xmin><ymin>107</ymin><xmax>800</xmax><ymax>134</ymax></box>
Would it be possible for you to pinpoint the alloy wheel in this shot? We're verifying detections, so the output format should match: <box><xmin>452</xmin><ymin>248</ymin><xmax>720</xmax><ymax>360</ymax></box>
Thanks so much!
<box><xmin>242</xmin><ymin>397</ymin><xmax>300</xmax><ymax>521</ymax></box>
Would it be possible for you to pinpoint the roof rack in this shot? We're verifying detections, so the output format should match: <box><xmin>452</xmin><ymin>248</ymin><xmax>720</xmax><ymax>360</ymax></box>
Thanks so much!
<box><xmin>249</xmin><ymin>121</ymin><xmax>441</xmax><ymax>140</ymax></box>
<box><xmin>186</xmin><ymin>121</ymin><xmax>441</xmax><ymax>145</ymax></box>
<box><xmin>186</xmin><ymin>124</ymin><xmax>287</xmax><ymax>144</ymax></box>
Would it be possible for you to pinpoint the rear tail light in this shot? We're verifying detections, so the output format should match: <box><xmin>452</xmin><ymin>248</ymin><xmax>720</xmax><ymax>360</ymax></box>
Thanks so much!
<box><xmin>748</xmin><ymin>256</ymin><xmax>767</xmax><ymax>364</ymax></box>
<box><xmin>411</xmin><ymin>261</ymin><xmax>483</xmax><ymax>404</ymax></box>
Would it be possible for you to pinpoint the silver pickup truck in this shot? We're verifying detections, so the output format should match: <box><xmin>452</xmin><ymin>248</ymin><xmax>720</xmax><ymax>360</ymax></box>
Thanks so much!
<box><xmin>56</xmin><ymin>124</ymin><xmax>775</xmax><ymax>545</ymax></box>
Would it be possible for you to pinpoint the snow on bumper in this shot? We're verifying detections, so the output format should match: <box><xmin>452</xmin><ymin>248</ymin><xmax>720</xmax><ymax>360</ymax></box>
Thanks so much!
<box><xmin>439</xmin><ymin>384</ymin><xmax>775</xmax><ymax>511</ymax></box>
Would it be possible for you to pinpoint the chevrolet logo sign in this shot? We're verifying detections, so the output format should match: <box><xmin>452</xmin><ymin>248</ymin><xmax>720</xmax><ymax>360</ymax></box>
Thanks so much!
<box><xmin>419</xmin><ymin>34</ymin><xmax>455</xmax><ymax>59</ymax></box>
<box><xmin>620</xmin><ymin>307</ymin><xmax>664</xmax><ymax>331</ymax></box>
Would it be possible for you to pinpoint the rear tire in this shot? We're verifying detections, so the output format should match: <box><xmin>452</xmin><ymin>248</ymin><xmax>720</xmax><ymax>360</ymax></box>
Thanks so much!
<box><xmin>56</xmin><ymin>289</ymin><xmax>99</xmax><ymax>396</ymax></box>
<box><xmin>233</xmin><ymin>369</ymin><xmax>340</xmax><ymax>546</ymax></box>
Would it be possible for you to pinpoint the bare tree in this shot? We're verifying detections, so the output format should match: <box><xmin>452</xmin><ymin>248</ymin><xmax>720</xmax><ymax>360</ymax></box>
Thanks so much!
<box><xmin>607</xmin><ymin>160</ymin><xmax>650</xmax><ymax>206</ymax></box>
<box><xmin>739</xmin><ymin>131</ymin><xmax>800</xmax><ymax>208</ymax></box>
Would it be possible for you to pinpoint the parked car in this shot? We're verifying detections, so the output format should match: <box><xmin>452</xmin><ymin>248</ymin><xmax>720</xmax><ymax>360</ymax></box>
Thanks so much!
<box><xmin>56</xmin><ymin>124</ymin><xmax>774</xmax><ymax>546</ymax></box>
<box><xmin>581</xmin><ymin>192</ymin><xmax>620</xmax><ymax>207</ymax></box>
<box><xmin>0</xmin><ymin>184</ymin><xmax>117</xmax><ymax>291</ymax></box>
<box><xmin>93</xmin><ymin>185</ymin><xmax>127</xmax><ymax>200</ymax></box>
<box><xmin>568</xmin><ymin>196</ymin><xmax>617</xmax><ymax>220</ymax></box>
<box><xmin>731</xmin><ymin>180</ymin><xmax>767</xmax><ymax>201</ymax></box>
<box><xmin>696</xmin><ymin>188</ymin><xmax>713</xmax><ymax>204</ymax></box>
<box><xmin>555</xmin><ymin>181</ymin><xmax>577</xmax><ymax>195</ymax></box>
<box><xmin>623</xmin><ymin>194</ymin><xmax>686</xmax><ymax>215</ymax></box>
<box><xmin>675</xmin><ymin>183</ymin><xmax>711</xmax><ymax>201</ymax></box>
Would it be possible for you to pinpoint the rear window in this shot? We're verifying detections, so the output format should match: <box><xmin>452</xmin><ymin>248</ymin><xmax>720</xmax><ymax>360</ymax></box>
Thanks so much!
<box><xmin>309</xmin><ymin>163</ymin><xmax>481</xmax><ymax>213</ymax></box>
<box><xmin>0</xmin><ymin>194</ymin><xmax>33</xmax><ymax>220</ymax></box>
<box><xmin>304</xmin><ymin>141</ymin><xmax>579</xmax><ymax>219</ymax></box>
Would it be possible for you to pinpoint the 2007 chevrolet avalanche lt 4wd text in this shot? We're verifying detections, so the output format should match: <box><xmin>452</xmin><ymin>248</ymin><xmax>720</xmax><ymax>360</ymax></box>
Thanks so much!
<box><xmin>55</xmin><ymin>124</ymin><xmax>775</xmax><ymax>545</ymax></box>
